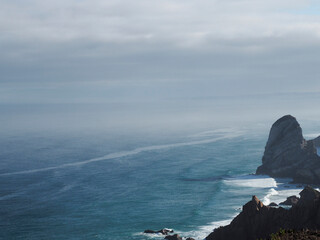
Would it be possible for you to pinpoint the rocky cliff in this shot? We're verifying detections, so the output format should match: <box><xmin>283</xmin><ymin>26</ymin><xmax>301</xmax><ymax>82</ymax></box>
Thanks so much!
<box><xmin>256</xmin><ymin>115</ymin><xmax>320</xmax><ymax>183</ymax></box>
<box><xmin>206</xmin><ymin>186</ymin><xmax>320</xmax><ymax>240</ymax></box>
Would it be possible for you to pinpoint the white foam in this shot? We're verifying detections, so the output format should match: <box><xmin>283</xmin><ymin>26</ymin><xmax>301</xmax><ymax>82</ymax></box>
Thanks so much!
<box><xmin>137</xmin><ymin>219</ymin><xmax>234</xmax><ymax>240</ymax></box>
<box><xmin>58</xmin><ymin>183</ymin><xmax>76</xmax><ymax>194</ymax></box>
<box><xmin>262</xmin><ymin>188</ymin><xmax>279</xmax><ymax>205</ymax></box>
<box><xmin>0</xmin><ymin>132</ymin><xmax>243</xmax><ymax>177</ymax></box>
<box><xmin>133</xmin><ymin>229</ymin><xmax>175</xmax><ymax>240</ymax></box>
<box><xmin>224</xmin><ymin>176</ymin><xmax>304</xmax><ymax>205</ymax></box>
<box><xmin>133</xmin><ymin>232</ymin><xmax>167</xmax><ymax>239</ymax></box>
<box><xmin>224</xmin><ymin>175</ymin><xmax>277</xmax><ymax>188</ymax></box>
<box><xmin>188</xmin><ymin>128</ymin><xmax>243</xmax><ymax>138</ymax></box>
<box><xmin>267</xmin><ymin>187</ymin><xmax>302</xmax><ymax>205</ymax></box>
<box><xmin>179</xmin><ymin>218</ymin><xmax>234</xmax><ymax>240</ymax></box>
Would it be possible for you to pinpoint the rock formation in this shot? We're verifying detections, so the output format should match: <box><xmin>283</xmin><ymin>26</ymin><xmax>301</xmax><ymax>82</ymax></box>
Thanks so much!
<box><xmin>256</xmin><ymin>115</ymin><xmax>320</xmax><ymax>183</ymax></box>
<box><xmin>164</xmin><ymin>234</ymin><xmax>183</xmax><ymax>240</ymax></box>
<box><xmin>314</xmin><ymin>136</ymin><xmax>320</xmax><ymax>149</ymax></box>
<box><xmin>268</xmin><ymin>202</ymin><xmax>278</xmax><ymax>207</ymax></box>
<box><xmin>279</xmin><ymin>195</ymin><xmax>299</xmax><ymax>206</ymax></box>
<box><xmin>206</xmin><ymin>186</ymin><xmax>320</xmax><ymax>240</ymax></box>
<box><xmin>144</xmin><ymin>228</ymin><xmax>174</xmax><ymax>235</ymax></box>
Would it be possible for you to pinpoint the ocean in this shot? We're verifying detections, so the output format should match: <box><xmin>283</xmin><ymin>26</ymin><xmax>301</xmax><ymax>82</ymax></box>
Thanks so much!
<box><xmin>1</xmin><ymin>124</ymin><xmax>314</xmax><ymax>240</ymax></box>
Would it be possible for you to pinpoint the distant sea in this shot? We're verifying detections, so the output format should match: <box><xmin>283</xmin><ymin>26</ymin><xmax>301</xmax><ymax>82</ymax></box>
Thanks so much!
<box><xmin>2</xmin><ymin>124</ymin><xmax>317</xmax><ymax>240</ymax></box>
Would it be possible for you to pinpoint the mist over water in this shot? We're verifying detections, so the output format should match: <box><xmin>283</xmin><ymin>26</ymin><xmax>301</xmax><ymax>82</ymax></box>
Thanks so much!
<box><xmin>1</xmin><ymin>92</ymin><xmax>320</xmax><ymax>136</ymax></box>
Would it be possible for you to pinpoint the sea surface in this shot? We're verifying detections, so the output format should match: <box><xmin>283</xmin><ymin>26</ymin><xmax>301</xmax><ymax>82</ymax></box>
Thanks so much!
<box><xmin>0</xmin><ymin>125</ymin><xmax>318</xmax><ymax>240</ymax></box>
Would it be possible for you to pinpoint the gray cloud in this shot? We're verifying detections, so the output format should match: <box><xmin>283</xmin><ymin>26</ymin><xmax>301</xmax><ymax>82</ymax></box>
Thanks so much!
<box><xmin>1</xmin><ymin>0</ymin><xmax>320</xmax><ymax>104</ymax></box>
<box><xmin>1</xmin><ymin>0</ymin><xmax>318</xmax><ymax>44</ymax></box>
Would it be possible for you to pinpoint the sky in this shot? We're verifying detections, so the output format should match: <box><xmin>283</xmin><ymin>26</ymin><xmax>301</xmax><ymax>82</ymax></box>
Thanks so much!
<box><xmin>1</xmin><ymin>0</ymin><xmax>320</xmax><ymax>133</ymax></box>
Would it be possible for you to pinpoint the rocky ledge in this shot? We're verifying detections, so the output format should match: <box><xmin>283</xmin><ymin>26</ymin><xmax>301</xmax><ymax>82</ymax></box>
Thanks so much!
<box><xmin>256</xmin><ymin>115</ymin><xmax>320</xmax><ymax>183</ymax></box>
<box><xmin>144</xmin><ymin>228</ymin><xmax>174</xmax><ymax>235</ymax></box>
<box><xmin>206</xmin><ymin>186</ymin><xmax>320</xmax><ymax>240</ymax></box>
<box><xmin>143</xmin><ymin>228</ymin><xmax>195</xmax><ymax>240</ymax></box>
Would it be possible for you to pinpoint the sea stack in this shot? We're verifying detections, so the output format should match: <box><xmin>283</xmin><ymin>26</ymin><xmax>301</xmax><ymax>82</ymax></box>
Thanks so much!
<box><xmin>256</xmin><ymin>115</ymin><xmax>320</xmax><ymax>183</ymax></box>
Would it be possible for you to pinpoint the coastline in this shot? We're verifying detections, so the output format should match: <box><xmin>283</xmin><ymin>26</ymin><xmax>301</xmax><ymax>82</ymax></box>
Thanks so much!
<box><xmin>203</xmin><ymin>115</ymin><xmax>320</xmax><ymax>240</ymax></box>
<box><xmin>141</xmin><ymin>175</ymin><xmax>308</xmax><ymax>240</ymax></box>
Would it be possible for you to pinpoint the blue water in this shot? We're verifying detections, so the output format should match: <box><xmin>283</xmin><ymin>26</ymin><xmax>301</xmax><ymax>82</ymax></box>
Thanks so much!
<box><xmin>0</xmin><ymin>128</ymin><xmax>308</xmax><ymax>239</ymax></box>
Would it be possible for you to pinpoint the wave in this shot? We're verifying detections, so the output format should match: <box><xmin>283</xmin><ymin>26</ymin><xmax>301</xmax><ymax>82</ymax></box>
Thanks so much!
<box><xmin>223</xmin><ymin>175</ymin><xmax>277</xmax><ymax>188</ymax></box>
<box><xmin>262</xmin><ymin>188</ymin><xmax>279</xmax><ymax>205</ymax></box>
<box><xmin>133</xmin><ymin>229</ymin><xmax>174</xmax><ymax>240</ymax></box>
<box><xmin>134</xmin><ymin>219</ymin><xmax>233</xmax><ymax>240</ymax></box>
<box><xmin>0</xmin><ymin>131</ymin><xmax>243</xmax><ymax>177</ymax></box>
<box><xmin>179</xmin><ymin>219</ymin><xmax>233</xmax><ymax>240</ymax></box>
<box><xmin>224</xmin><ymin>175</ymin><xmax>305</xmax><ymax>205</ymax></box>
<box><xmin>188</xmin><ymin>128</ymin><xmax>243</xmax><ymax>138</ymax></box>
<box><xmin>265</xmin><ymin>185</ymin><xmax>303</xmax><ymax>205</ymax></box>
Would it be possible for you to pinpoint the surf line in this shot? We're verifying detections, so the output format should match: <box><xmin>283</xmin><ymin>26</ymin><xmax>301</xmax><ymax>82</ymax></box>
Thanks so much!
<box><xmin>0</xmin><ymin>132</ymin><xmax>242</xmax><ymax>177</ymax></box>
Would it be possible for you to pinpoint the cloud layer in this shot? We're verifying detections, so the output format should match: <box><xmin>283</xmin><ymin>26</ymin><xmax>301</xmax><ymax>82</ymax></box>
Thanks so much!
<box><xmin>1</xmin><ymin>0</ymin><xmax>320</xmax><ymax>103</ymax></box>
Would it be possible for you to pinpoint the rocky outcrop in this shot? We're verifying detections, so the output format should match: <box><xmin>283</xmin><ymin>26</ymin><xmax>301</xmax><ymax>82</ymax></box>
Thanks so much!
<box><xmin>279</xmin><ymin>195</ymin><xmax>299</xmax><ymax>206</ymax></box>
<box><xmin>144</xmin><ymin>228</ymin><xmax>173</xmax><ymax>235</ymax></box>
<box><xmin>268</xmin><ymin>202</ymin><xmax>278</xmax><ymax>207</ymax></box>
<box><xmin>314</xmin><ymin>136</ymin><xmax>320</xmax><ymax>148</ymax></box>
<box><xmin>164</xmin><ymin>234</ymin><xmax>183</xmax><ymax>240</ymax></box>
<box><xmin>256</xmin><ymin>115</ymin><xmax>320</xmax><ymax>183</ymax></box>
<box><xmin>206</xmin><ymin>186</ymin><xmax>320</xmax><ymax>240</ymax></box>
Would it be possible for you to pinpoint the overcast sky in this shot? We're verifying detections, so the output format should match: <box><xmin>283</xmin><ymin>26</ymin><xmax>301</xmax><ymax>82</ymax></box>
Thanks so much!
<box><xmin>1</xmin><ymin>0</ymin><xmax>320</xmax><ymax>104</ymax></box>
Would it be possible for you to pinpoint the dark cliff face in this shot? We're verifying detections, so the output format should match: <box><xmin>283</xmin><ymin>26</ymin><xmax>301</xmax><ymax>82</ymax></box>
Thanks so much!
<box><xmin>256</xmin><ymin>115</ymin><xmax>320</xmax><ymax>183</ymax></box>
<box><xmin>206</xmin><ymin>186</ymin><xmax>320</xmax><ymax>240</ymax></box>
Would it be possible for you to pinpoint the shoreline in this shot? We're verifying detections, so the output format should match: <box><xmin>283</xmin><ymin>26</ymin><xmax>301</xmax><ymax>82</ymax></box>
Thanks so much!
<box><xmin>140</xmin><ymin>174</ymin><xmax>309</xmax><ymax>240</ymax></box>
